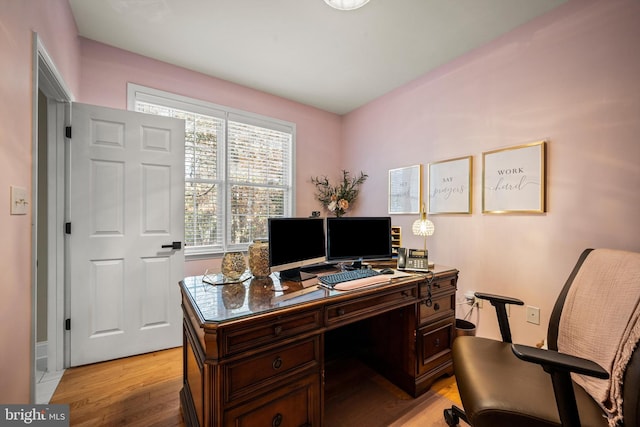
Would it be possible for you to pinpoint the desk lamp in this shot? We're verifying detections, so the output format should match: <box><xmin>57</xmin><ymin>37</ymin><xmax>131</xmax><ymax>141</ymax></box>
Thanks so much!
<box><xmin>412</xmin><ymin>204</ymin><xmax>435</xmax><ymax>268</ymax></box>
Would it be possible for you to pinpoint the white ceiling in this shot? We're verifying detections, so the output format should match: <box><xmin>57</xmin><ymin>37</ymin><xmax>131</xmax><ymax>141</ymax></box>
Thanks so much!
<box><xmin>68</xmin><ymin>0</ymin><xmax>566</xmax><ymax>115</ymax></box>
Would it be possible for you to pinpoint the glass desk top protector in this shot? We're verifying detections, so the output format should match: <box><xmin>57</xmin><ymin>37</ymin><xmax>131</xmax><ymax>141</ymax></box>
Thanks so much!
<box><xmin>182</xmin><ymin>266</ymin><xmax>456</xmax><ymax>323</ymax></box>
<box><xmin>182</xmin><ymin>273</ymin><xmax>330</xmax><ymax>322</ymax></box>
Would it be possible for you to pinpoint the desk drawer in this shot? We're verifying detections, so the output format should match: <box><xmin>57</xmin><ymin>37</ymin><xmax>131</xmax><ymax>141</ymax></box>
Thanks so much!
<box><xmin>221</xmin><ymin>309</ymin><xmax>321</xmax><ymax>356</ymax></box>
<box><xmin>225</xmin><ymin>337</ymin><xmax>320</xmax><ymax>402</ymax></box>
<box><xmin>419</xmin><ymin>275</ymin><xmax>457</xmax><ymax>298</ymax></box>
<box><xmin>419</xmin><ymin>293</ymin><xmax>455</xmax><ymax>325</ymax></box>
<box><xmin>224</xmin><ymin>373</ymin><xmax>320</xmax><ymax>427</ymax></box>
<box><xmin>326</xmin><ymin>286</ymin><xmax>416</xmax><ymax>327</ymax></box>
<box><xmin>417</xmin><ymin>318</ymin><xmax>454</xmax><ymax>376</ymax></box>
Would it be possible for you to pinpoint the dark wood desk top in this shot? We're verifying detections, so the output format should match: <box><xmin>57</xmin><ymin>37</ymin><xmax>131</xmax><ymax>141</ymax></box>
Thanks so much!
<box><xmin>180</xmin><ymin>265</ymin><xmax>458</xmax><ymax>326</ymax></box>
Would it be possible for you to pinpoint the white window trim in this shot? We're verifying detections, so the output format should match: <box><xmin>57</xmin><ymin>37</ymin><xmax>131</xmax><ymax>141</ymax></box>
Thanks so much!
<box><xmin>127</xmin><ymin>83</ymin><xmax>296</xmax><ymax>258</ymax></box>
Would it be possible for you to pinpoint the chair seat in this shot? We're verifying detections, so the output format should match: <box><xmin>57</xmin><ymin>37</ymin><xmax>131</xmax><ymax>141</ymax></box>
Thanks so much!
<box><xmin>453</xmin><ymin>336</ymin><xmax>608</xmax><ymax>427</ymax></box>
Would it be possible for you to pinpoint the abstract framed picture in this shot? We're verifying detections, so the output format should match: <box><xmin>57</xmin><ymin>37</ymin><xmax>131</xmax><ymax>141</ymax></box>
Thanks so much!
<box><xmin>428</xmin><ymin>156</ymin><xmax>472</xmax><ymax>214</ymax></box>
<box><xmin>388</xmin><ymin>164</ymin><xmax>422</xmax><ymax>214</ymax></box>
<box><xmin>482</xmin><ymin>141</ymin><xmax>547</xmax><ymax>214</ymax></box>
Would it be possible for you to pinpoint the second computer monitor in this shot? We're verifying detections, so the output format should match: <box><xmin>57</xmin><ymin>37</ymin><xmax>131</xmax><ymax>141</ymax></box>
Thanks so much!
<box><xmin>326</xmin><ymin>216</ymin><xmax>392</xmax><ymax>268</ymax></box>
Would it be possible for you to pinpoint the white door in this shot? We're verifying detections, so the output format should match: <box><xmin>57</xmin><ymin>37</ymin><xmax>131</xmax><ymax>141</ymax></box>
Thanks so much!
<box><xmin>69</xmin><ymin>103</ymin><xmax>185</xmax><ymax>366</ymax></box>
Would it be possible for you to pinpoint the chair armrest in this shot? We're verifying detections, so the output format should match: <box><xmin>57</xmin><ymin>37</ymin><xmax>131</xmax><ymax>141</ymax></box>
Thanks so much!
<box><xmin>475</xmin><ymin>292</ymin><xmax>524</xmax><ymax>343</ymax></box>
<box><xmin>512</xmin><ymin>344</ymin><xmax>609</xmax><ymax>427</ymax></box>
<box><xmin>512</xmin><ymin>344</ymin><xmax>609</xmax><ymax>379</ymax></box>
<box><xmin>474</xmin><ymin>292</ymin><xmax>524</xmax><ymax>307</ymax></box>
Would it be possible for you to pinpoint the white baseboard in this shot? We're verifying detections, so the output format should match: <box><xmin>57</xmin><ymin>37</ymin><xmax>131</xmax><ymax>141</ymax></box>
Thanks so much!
<box><xmin>36</xmin><ymin>341</ymin><xmax>48</xmax><ymax>360</ymax></box>
<box><xmin>36</xmin><ymin>341</ymin><xmax>48</xmax><ymax>372</ymax></box>
<box><xmin>35</xmin><ymin>341</ymin><xmax>66</xmax><ymax>403</ymax></box>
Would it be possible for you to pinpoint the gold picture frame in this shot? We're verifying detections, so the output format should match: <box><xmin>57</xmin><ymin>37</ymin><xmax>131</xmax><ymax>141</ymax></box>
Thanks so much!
<box><xmin>428</xmin><ymin>156</ymin><xmax>473</xmax><ymax>214</ymax></box>
<box><xmin>388</xmin><ymin>164</ymin><xmax>422</xmax><ymax>214</ymax></box>
<box><xmin>482</xmin><ymin>141</ymin><xmax>547</xmax><ymax>214</ymax></box>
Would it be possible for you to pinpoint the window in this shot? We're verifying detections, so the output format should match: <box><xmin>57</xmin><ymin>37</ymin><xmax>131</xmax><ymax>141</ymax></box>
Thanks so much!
<box><xmin>128</xmin><ymin>84</ymin><xmax>295</xmax><ymax>256</ymax></box>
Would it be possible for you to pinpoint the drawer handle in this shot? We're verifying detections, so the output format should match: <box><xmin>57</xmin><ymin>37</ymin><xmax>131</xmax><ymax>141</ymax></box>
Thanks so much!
<box><xmin>272</xmin><ymin>413</ymin><xmax>283</xmax><ymax>427</ymax></box>
<box><xmin>337</xmin><ymin>308</ymin><xmax>345</xmax><ymax>316</ymax></box>
<box><xmin>272</xmin><ymin>356</ymin><xmax>283</xmax><ymax>370</ymax></box>
<box><xmin>401</xmin><ymin>290</ymin><xmax>411</xmax><ymax>297</ymax></box>
<box><xmin>274</xmin><ymin>325</ymin><xmax>283</xmax><ymax>336</ymax></box>
<box><xmin>433</xmin><ymin>303</ymin><xmax>440</xmax><ymax>311</ymax></box>
<box><xmin>434</xmin><ymin>338</ymin><xmax>441</xmax><ymax>347</ymax></box>
<box><xmin>433</xmin><ymin>282</ymin><xmax>441</xmax><ymax>288</ymax></box>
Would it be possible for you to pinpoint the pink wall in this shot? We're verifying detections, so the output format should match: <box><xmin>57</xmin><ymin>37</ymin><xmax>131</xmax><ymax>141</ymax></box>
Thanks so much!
<box><xmin>0</xmin><ymin>0</ymin><xmax>80</xmax><ymax>403</ymax></box>
<box><xmin>342</xmin><ymin>0</ymin><xmax>640</xmax><ymax>344</ymax></box>
<box><xmin>78</xmin><ymin>40</ymin><xmax>343</xmax><ymax>276</ymax></box>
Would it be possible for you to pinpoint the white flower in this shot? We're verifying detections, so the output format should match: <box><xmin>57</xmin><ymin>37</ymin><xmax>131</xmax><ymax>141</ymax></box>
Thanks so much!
<box><xmin>327</xmin><ymin>201</ymin><xmax>337</xmax><ymax>212</ymax></box>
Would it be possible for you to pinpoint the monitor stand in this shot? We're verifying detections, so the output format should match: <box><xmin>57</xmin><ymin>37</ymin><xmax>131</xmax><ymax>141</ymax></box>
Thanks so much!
<box><xmin>278</xmin><ymin>268</ymin><xmax>317</xmax><ymax>282</ymax></box>
<box><xmin>342</xmin><ymin>259</ymin><xmax>364</xmax><ymax>270</ymax></box>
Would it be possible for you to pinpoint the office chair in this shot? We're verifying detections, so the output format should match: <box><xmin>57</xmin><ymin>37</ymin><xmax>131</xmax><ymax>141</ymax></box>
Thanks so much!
<box><xmin>444</xmin><ymin>248</ymin><xmax>640</xmax><ymax>427</ymax></box>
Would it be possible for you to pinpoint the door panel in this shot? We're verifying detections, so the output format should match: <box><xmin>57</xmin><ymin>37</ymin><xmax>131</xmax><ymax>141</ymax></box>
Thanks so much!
<box><xmin>70</xmin><ymin>103</ymin><xmax>185</xmax><ymax>366</ymax></box>
<box><xmin>91</xmin><ymin>160</ymin><xmax>124</xmax><ymax>234</ymax></box>
<box><xmin>89</xmin><ymin>258</ymin><xmax>124</xmax><ymax>337</ymax></box>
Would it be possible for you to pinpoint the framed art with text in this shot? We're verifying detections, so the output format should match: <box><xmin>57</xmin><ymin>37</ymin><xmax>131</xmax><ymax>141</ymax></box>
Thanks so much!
<box><xmin>388</xmin><ymin>164</ymin><xmax>422</xmax><ymax>214</ymax></box>
<box><xmin>428</xmin><ymin>156</ymin><xmax>472</xmax><ymax>214</ymax></box>
<box><xmin>482</xmin><ymin>141</ymin><xmax>547</xmax><ymax>214</ymax></box>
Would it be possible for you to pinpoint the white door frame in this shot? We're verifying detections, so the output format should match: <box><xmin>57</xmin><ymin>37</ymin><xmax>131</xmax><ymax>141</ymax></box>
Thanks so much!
<box><xmin>31</xmin><ymin>32</ymin><xmax>74</xmax><ymax>402</ymax></box>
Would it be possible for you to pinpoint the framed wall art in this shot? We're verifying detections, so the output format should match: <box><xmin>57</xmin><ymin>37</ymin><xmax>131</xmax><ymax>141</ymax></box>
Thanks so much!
<box><xmin>482</xmin><ymin>141</ymin><xmax>547</xmax><ymax>214</ymax></box>
<box><xmin>388</xmin><ymin>164</ymin><xmax>422</xmax><ymax>214</ymax></box>
<box><xmin>428</xmin><ymin>156</ymin><xmax>472</xmax><ymax>214</ymax></box>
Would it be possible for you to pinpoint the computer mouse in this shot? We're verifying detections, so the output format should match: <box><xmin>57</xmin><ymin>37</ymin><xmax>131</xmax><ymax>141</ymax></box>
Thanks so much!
<box><xmin>380</xmin><ymin>268</ymin><xmax>395</xmax><ymax>274</ymax></box>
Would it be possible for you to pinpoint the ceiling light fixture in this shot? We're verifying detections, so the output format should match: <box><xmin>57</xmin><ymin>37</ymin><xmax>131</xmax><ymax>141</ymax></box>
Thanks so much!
<box><xmin>324</xmin><ymin>0</ymin><xmax>370</xmax><ymax>11</ymax></box>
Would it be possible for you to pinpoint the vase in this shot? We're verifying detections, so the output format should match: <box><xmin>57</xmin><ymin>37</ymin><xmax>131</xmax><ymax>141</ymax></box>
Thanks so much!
<box><xmin>221</xmin><ymin>251</ymin><xmax>246</xmax><ymax>280</ymax></box>
<box><xmin>248</xmin><ymin>239</ymin><xmax>270</xmax><ymax>278</ymax></box>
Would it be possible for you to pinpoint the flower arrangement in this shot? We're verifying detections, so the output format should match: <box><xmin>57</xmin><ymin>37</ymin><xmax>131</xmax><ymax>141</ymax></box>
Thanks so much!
<box><xmin>311</xmin><ymin>170</ymin><xmax>368</xmax><ymax>217</ymax></box>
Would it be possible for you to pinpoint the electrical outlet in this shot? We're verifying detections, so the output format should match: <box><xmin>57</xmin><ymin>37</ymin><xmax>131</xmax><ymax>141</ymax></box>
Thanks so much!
<box><xmin>464</xmin><ymin>291</ymin><xmax>475</xmax><ymax>305</ymax></box>
<box><xmin>526</xmin><ymin>306</ymin><xmax>540</xmax><ymax>325</ymax></box>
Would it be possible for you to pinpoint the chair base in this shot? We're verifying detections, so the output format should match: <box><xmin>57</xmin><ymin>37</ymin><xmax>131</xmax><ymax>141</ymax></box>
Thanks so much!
<box><xmin>444</xmin><ymin>405</ymin><xmax>469</xmax><ymax>426</ymax></box>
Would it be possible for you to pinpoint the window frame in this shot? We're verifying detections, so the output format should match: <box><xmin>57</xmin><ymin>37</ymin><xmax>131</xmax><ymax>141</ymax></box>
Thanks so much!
<box><xmin>127</xmin><ymin>83</ymin><xmax>296</xmax><ymax>258</ymax></box>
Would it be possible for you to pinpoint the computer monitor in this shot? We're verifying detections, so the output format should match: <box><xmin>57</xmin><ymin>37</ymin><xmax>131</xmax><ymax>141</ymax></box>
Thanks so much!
<box><xmin>326</xmin><ymin>216</ymin><xmax>393</xmax><ymax>268</ymax></box>
<box><xmin>268</xmin><ymin>217</ymin><xmax>327</xmax><ymax>281</ymax></box>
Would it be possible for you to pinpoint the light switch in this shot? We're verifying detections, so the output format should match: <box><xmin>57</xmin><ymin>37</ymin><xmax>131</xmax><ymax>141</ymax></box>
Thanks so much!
<box><xmin>10</xmin><ymin>186</ymin><xmax>28</xmax><ymax>215</ymax></box>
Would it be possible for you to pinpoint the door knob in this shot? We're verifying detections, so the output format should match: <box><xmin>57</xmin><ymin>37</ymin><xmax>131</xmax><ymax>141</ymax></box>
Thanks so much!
<box><xmin>161</xmin><ymin>241</ymin><xmax>182</xmax><ymax>250</ymax></box>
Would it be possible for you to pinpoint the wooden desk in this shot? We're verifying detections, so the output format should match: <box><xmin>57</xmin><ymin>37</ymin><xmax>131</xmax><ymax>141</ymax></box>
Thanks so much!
<box><xmin>179</xmin><ymin>265</ymin><xmax>458</xmax><ymax>427</ymax></box>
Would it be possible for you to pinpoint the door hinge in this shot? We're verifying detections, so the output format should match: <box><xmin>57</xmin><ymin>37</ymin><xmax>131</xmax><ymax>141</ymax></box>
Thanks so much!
<box><xmin>65</xmin><ymin>126</ymin><xmax>72</xmax><ymax>138</ymax></box>
<box><xmin>65</xmin><ymin>318</ymin><xmax>71</xmax><ymax>331</ymax></box>
<box><xmin>65</xmin><ymin>222</ymin><xmax>71</xmax><ymax>234</ymax></box>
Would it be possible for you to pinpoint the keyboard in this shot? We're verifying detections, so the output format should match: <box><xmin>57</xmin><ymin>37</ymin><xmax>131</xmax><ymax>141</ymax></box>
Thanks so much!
<box><xmin>319</xmin><ymin>269</ymin><xmax>390</xmax><ymax>290</ymax></box>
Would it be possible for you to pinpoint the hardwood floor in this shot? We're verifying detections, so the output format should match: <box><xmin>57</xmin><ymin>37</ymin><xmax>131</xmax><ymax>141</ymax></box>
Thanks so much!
<box><xmin>50</xmin><ymin>347</ymin><xmax>461</xmax><ymax>426</ymax></box>
<box><xmin>50</xmin><ymin>347</ymin><xmax>185</xmax><ymax>426</ymax></box>
<box><xmin>431</xmin><ymin>373</ymin><xmax>462</xmax><ymax>407</ymax></box>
